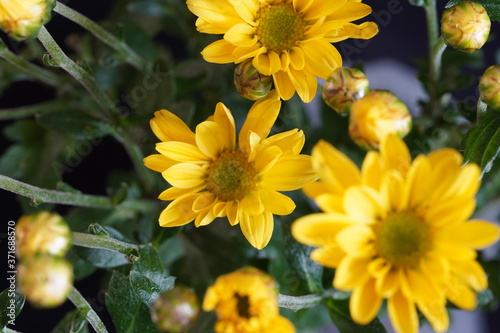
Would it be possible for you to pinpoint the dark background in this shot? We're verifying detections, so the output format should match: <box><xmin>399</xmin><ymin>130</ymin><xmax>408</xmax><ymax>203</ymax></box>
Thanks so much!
<box><xmin>0</xmin><ymin>0</ymin><xmax>499</xmax><ymax>332</ymax></box>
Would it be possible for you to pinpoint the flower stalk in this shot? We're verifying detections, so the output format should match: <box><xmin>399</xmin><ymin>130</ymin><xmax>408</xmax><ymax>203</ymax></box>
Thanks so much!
<box><xmin>0</xmin><ymin>100</ymin><xmax>67</xmax><ymax>120</ymax></box>
<box><xmin>278</xmin><ymin>290</ymin><xmax>335</xmax><ymax>311</ymax></box>
<box><xmin>68</xmin><ymin>286</ymin><xmax>110</xmax><ymax>333</ymax></box>
<box><xmin>0</xmin><ymin>174</ymin><xmax>114</xmax><ymax>209</ymax></box>
<box><xmin>428</xmin><ymin>36</ymin><xmax>447</xmax><ymax>118</ymax></box>
<box><xmin>72</xmin><ymin>232</ymin><xmax>143</xmax><ymax>255</ymax></box>
<box><xmin>53</xmin><ymin>1</ymin><xmax>148</xmax><ymax>71</ymax></box>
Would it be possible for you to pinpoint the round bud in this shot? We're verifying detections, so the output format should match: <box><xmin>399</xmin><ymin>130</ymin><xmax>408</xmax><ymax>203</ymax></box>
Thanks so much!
<box><xmin>234</xmin><ymin>59</ymin><xmax>273</xmax><ymax>101</ymax></box>
<box><xmin>441</xmin><ymin>1</ymin><xmax>490</xmax><ymax>52</ymax></box>
<box><xmin>151</xmin><ymin>285</ymin><xmax>200</xmax><ymax>332</ymax></box>
<box><xmin>479</xmin><ymin>65</ymin><xmax>500</xmax><ymax>111</ymax></box>
<box><xmin>349</xmin><ymin>90</ymin><xmax>412</xmax><ymax>150</ymax></box>
<box><xmin>322</xmin><ymin>67</ymin><xmax>369</xmax><ymax>115</ymax></box>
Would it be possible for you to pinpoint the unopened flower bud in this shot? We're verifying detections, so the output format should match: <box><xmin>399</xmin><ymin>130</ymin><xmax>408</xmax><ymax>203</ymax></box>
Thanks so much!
<box><xmin>234</xmin><ymin>59</ymin><xmax>273</xmax><ymax>101</ymax></box>
<box><xmin>151</xmin><ymin>285</ymin><xmax>200</xmax><ymax>333</ymax></box>
<box><xmin>479</xmin><ymin>65</ymin><xmax>500</xmax><ymax>111</ymax></box>
<box><xmin>349</xmin><ymin>90</ymin><xmax>412</xmax><ymax>150</ymax></box>
<box><xmin>0</xmin><ymin>0</ymin><xmax>55</xmax><ymax>41</ymax></box>
<box><xmin>441</xmin><ymin>1</ymin><xmax>490</xmax><ymax>53</ymax></box>
<box><xmin>322</xmin><ymin>67</ymin><xmax>369</xmax><ymax>115</ymax></box>
<box><xmin>18</xmin><ymin>254</ymin><xmax>73</xmax><ymax>308</ymax></box>
<box><xmin>16</xmin><ymin>211</ymin><xmax>71</xmax><ymax>259</ymax></box>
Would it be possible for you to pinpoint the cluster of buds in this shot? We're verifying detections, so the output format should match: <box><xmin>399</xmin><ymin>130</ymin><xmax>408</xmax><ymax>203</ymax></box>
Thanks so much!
<box><xmin>151</xmin><ymin>285</ymin><xmax>200</xmax><ymax>332</ymax></box>
<box><xmin>16</xmin><ymin>211</ymin><xmax>73</xmax><ymax>308</ymax></box>
<box><xmin>322</xmin><ymin>67</ymin><xmax>412</xmax><ymax>150</ymax></box>
<box><xmin>0</xmin><ymin>0</ymin><xmax>55</xmax><ymax>41</ymax></box>
<box><xmin>441</xmin><ymin>1</ymin><xmax>490</xmax><ymax>53</ymax></box>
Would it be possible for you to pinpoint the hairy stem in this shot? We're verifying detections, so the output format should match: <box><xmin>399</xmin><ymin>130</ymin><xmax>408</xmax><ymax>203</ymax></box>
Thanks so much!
<box><xmin>0</xmin><ymin>100</ymin><xmax>67</xmax><ymax>120</ymax></box>
<box><xmin>68</xmin><ymin>287</ymin><xmax>110</xmax><ymax>333</ymax></box>
<box><xmin>72</xmin><ymin>232</ymin><xmax>143</xmax><ymax>255</ymax></box>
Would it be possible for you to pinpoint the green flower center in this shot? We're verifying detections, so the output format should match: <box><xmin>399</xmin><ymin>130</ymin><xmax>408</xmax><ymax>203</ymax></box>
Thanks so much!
<box><xmin>374</xmin><ymin>211</ymin><xmax>432</xmax><ymax>268</ymax></box>
<box><xmin>256</xmin><ymin>2</ymin><xmax>305</xmax><ymax>53</ymax></box>
<box><xmin>235</xmin><ymin>293</ymin><xmax>251</xmax><ymax>319</ymax></box>
<box><xmin>206</xmin><ymin>150</ymin><xmax>257</xmax><ymax>201</ymax></box>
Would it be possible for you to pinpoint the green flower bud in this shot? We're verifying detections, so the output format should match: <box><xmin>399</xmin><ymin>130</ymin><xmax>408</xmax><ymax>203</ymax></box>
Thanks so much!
<box><xmin>441</xmin><ymin>1</ymin><xmax>490</xmax><ymax>53</ymax></box>
<box><xmin>234</xmin><ymin>59</ymin><xmax>273</xmax><ymax>101</ymax></box>
<box><xmin>0</xmin><ymin>0</ymin><xmax>55</xmax><ymax>41</ymax></box>
<box><xmin>349</xmin><ymin>90</ymin><xmax>412</xmax><ymax>150</ymax></box>
<box><xmin>322</xmin><ymin>67</ymin><xmax>370</xmax><ymax>115</ymax></box>
<box><xmin>18</xmin><ymin>254</ymin><xmax>73</xmax><ymax>308</ymax></box>
<box><xmin>151</xmin><ymin>285</ymin><xmax>200</xmax><ymax>333</ymax></box>
<box><xmin>479</xmin><ymin>65</ymin><xmax>500</xmax><ymax>111</ymax></box>
<box><xmin>16</xmin><ymin>211</ymin><xmax>72</xmax><ymax>259</ymax></box>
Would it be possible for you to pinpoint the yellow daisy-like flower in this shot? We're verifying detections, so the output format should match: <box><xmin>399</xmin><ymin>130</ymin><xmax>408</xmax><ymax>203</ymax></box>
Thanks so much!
<box><xmin>186</xmin><ymin>0</ymin><xmax>378</xmax><ymax>102</ymax></box>
<box><xmin>144</xmin><ymin>91</ymin><xmax>317</xmax><ymax>249</ymax></box>
<box><xmin>292</xmin><ymin>135</ymin><xmax>500</xmax><ymax>333</ymax></box>
<box><xmin>203</xmin><ymin>266</ymin><xmax>295</xmax><ymax>333</ymax></box>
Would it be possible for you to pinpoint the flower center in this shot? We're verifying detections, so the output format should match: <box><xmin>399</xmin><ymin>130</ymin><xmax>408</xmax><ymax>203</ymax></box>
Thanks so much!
<box><xmin>255</xmin><ymin>2</ymin><xmax>305</xmax><ymax>53</ymax></box>
<box><xmin>374</xmin><ymin>211</ymin><xmax>431</xmax><ymax>268</ymax></box>
<box><xmin>206</xmin><ymin>150</ymin><xmax>257</xmax><ymax>201</ymax></box>
<box><xmin>235</xmin><ymin>293</ymin><xmax>251</xmax><ymax>319</ymax></box>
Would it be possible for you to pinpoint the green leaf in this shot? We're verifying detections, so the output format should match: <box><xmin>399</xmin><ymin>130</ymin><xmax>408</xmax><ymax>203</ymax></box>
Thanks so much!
<box><xmin>126</xmin><ymin>0</ymin><xmax>173</xmax><ymax>17</ymax></box>
<box><xmin>325</xmin><ymin>298</ymin><xmax>387</xmax><ymax>333</ymax></box>
<box><xmin>37</xmin><ymin>110</ymin><xmax>112</xmax><ymax>140</ymax></box>
<box><xmin>133</xmin><ymin>244</ymin><xmax>175</xmax><ymax>291</ymax></box>
<box><xmin>129</xmin><ymin>271</ymin><xmax>174</xmax><ymax>308</ymax></box>
<box><xmin>0</xmin><ymin>287</ymin><xmax>25</xmax><ymax>329</ymax></box>
<box><xmin>50</xmin><ymin>309</ymin><xmax>89</xmax><ymax>333</ymax></box>
<box><xmin>462</xmin><ymin>111</ymin><xmax>500</xmax><ymax>174</ymax></box>
<box><xmin>105</xmin><ymin>271</ymin><xmax>159</xmax><ymax>333</ymax></box>
<box><xmin>73</xmin><ymin>247</ymin><xmax>130</xmax><ymax>268</ymax></box>
<box><xmin>446</xmin><ymin>0</ymin><xmax>500</xmax><ymax>21</ymax></box>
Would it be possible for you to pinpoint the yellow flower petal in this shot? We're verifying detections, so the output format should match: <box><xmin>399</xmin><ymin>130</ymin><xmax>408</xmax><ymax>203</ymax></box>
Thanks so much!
<box><xmin>194</xmin><ymin>207</ymin><xmax>217</xmax><ymax>227</ymax></box>
<box><xmin>445</xmin><ymin>274</ymin><xmax>477</xmax><ymax>311</ymax></box>
<box><xmin>334</xmin><ymin>256</ymin><xmax>371</xmax><ymax>290</ymax></box>
<box><xmin>239</xmin><ymin>211</ymin><xmax>274</xmax><ymax>249</ymax></box>
<box><xmin>436</xmin><ymin>220</ymin><xmax>500</xmax><ymax>249</ymax></box>
<box><xmin>226</xmin><ymin>201</ymin><xmax>239</xmax><ymax>226</ymax></box>
<box><xmin>261</xmin><ymin>155</ymin><xmax>317</xmax><ymax>191</ymax></box>
<box><xmin>201</xmin><ymin>39</ymin><xmax>238</xmax><ymax>63</ymax></box>
<box><xmin>253</xmin><ymin>51</ymin><xmax>282</xmax><ymax>76</ymax></box>
<box><xmin>224</xmin><ymin>22</ymin><xmax>258</xmax><ymax>47</ymax></box>
<box><xmin>260</xmin><ymin>129</ymin><xmax>305</xmax><ymax>155</ymax></box>
<box><xmin>361</xmin><ymin>151</ymin><xmax>382</xmax><ymax>189</ymax></box>
<box><xmin>229</xmin><ymin>0</ymin><xmax>257</xmax><ymax>25</ymax></box>
<box><xmin>260</xmin><ymin>190</ymin><xmax>296</xmax><ymax>215</ymax></box>
<box><xmin>449</xmin><ymin>260</ymin><xmax>488</xmax><ymax>291</ymax></box>
<box><xmin>195</xmin><ymin>121</ymin><xmax>227</xmax><ymax>158</ymax></box>
<box><xmin>310</xmin><ymin>245</ymin><xmax>345</xmax><ymax>268</ymax></box>
<box><xmin>240</xmin><ymin>192</ymin><xmax>265</xmax><ymax>216</ymax></box>
<box><xmin>187</xmin><ymin>0</ymin><xmax>241</xmax><ymax>31</ymax></box>
<box><xmin>388</xmin><ymin>290</ymin><xmax>418</xmax><ymax>333</ymax></box>
<box><xmin>253</xmin><ymin>146</ymin><xmax>282</xmax><ymax>174</ymax></box>
<box><xmin>380</xmin><ymin>134</ymin><xmax>411</xmax><ymax>177</ymax></box>
<box><xmin>416</xmin><ymin>298</ymin><xmax>449</xmax><ymax>333</ymax></box>
<box><xmin>158</xmin><ymin>185</ymin><xmax>203</xmax><ymax>201</ymax></box>
<box><xmin>289</xmin><ymin>46</ymin><xmax>305</xmax><ymax>70</ymax></box>
<box><xmin>214</xmin><ymin>102</ymin><xmax>236</xmax><ymax>148</ymax></box>
<box><xmin>265</xmin><ymin>315</ymin><xmax>296</xmax><ymax>333</ymax></box>
<box><xmin>315</xmin><ymin>193</ymin><xmax>345</xmax><ymax>213</ymax></box>
<box><xmin>350</xmin><ymin>278</ymin><xmax>382</xmax><ymax>325</ymax></box>
<box><xmin>336</xmin><ymin>225</ymin><xmax>376</xmax><ymax>258</ymax></box>
<box><xmin>327</xmin><ymin>22</ymin><xmax>379</xmax><ymax>42</ymax></box>
<box><xmin>150</xmin><ymin>109</ymin><xmax>196</xmax><ymax>144</ymax></box>
<box><xmin>143</xmin><ymin>154</ymin><xmax>176</xmax><ymax>173</ymax></box>
<box><xmin>424</xmin><ymin>195</ymin><xmax>476</xmax><ymax>227</ymax></box>
<box><xmin>273</xmin><ymin>70</ymin><xmax>296</xmax><ymax>101</ymax></box>
<box><xmin>193</xmin><ymin>192</ymin><xmax>217</xmax><ymax>212</ymax></box>
<box><xmin>163</xmin><ymin>163</ymin><xmax>207</xmax><ymax>189</ymax></box>
<box><xmin>326</xmin><ymin>2</ymin><xmax>373</xmax><ymax>23</ymax></box>
<box><xmin>302</xmin><ymin>0</ymin><xmax>347</xmax><ymax>20</ymax></box>
<box><xmin>239</xmin><ymin>90</ymin><xmax>281</xmax><ymax>152</ymax></box>
<box><xmin>156</xmin><ymin>141</ymin><xmax>207</xmax><ymax>162</ymax></box>
<box><xmin>292</xmin><ymin>213</ymin><xmax>351</xmax><ymax>247</ymax></box>
<box><xmin>432</xmin><ymin>242</ymin><xmax>477</xmax><ymax>261</ymax></box>
<box><xmin>404</xmin><ymin>155</ymin><xmax>432</xmax><ymax>208</ymax></box>
<box><xmin>287</xmin><ymin>66</ymin><xmax>318</xmax><ymax>103</ymax></box>
<box><xmin>302</xmin><ymin>40</ymin><xmax>342</xmax><ymax>79</ymax></box>
<box><xmin>159</xmin><ymin>194</ymin><xmax>199</xmax><ymax>227</ymax></box>
<box><xmin>343</xmin><ymin>186</ymin><xmax>380</xmax><ymax>223</ymax></box>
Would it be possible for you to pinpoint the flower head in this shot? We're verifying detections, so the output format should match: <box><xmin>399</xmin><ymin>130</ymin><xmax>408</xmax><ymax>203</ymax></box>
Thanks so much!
<box><xmin>441</xmin><ymin>1</ymin><xmax>490</xmax><ymax>53</ymax></box>
<box><xmin>18</xmin><ymin>254</ymin><xmax>73</xmax><ymax>308</ymax></box>
<box><xmin>203</xmin><ymin>266</ymin><xmax>295</xmax><ymax>333</ymax></box>
<box><xmin>293</xmin><ymin>135</ymin><xmax>500</xmax><ymax>333</ymax></box>
<box><xmin>144</xmin><ymin>91</ymin><xmax>317</xmax><ymax>249</ymax></box>
<box><xmin>479</xmin><ymin>64</ymin><xmax>500</xmax><ymax>111</ymax></box>
<box><xmin>322</xmin><ymin>67</ymin><xmax>369</xmax><ymax>115</ymax></box>
<box><xmin>348</xmin><ymin>90</ymin><xmax>412</xmax><ymax>150</ymax></box>
<box><xmin>187</xmin><ymin>0</ymin><xmax>378</xmax><ymax>102</ymax></box>
<box><xmin>0</xmin><ymin>0</ymin><xmax>55</xmax><ymax>40</ymax></box>
<box><xmin>16</xmin><ymin>211</ymin><xmax>72</xmax><ymax>259</ymax></box>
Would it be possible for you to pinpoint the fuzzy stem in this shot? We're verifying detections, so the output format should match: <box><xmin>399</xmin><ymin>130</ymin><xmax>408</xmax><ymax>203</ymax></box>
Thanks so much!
<box><xmin>72</xmin><ymin>232</ymin><xmax>143</xmax><ymax>255</ymax></box>
<box><xmin>429</xmin><ymin>36</ymin><xmax>447</xmax><ymax>118</ymax></box>
<box><xmin>0</xmin><ymin>100</ymin><xmax>67</xmax><ymax>120</ymax></box>
<box><xmin>0</xmin><ymin>174</ymin><xmax>114</xmax><ymax>209</ymax></box>
<box><xmin>68</xmin><ymin>287</ymin><xmax>110</xmax><ymax>333</ymax></box>
<box><xmin>278</xmin><ymin>290</ymin><xmax>335</xmax><ymax>311</ymax></box>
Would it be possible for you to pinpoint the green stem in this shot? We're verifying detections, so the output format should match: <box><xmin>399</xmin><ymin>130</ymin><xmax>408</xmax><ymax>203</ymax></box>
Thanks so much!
<box><xmin>278</xmin><ymin>290</ymin><xmax>334</xmax><ymax>311</ymax></box>
<box><xmin>429</xmin><ymin>36</ymin><xmax>447</xmax><ymax>118</ymax></box>
<box><xmin>0</xmin><ymin>99</ymin><xmax>67</xmax><ymax>120</ymax></box>
<box><xmin>72</xmin><ymin>232</ymin><xmax>143</xmax><ymax>255</ymax></box>
<box><xmin>53</xmin><ymin>1</ymin><xmax>148</xmax><ymax>71</ymax></box>
<box><xmin>37</xmin><ymin>26</ymin><xmax>117</xmax><ymax>120</ymax></box>
<box><xmin>68</xmin><ymin>287</ymin><xmax>110</xmax><ymax>333</ymax></box>
<box><xmin>0</xmin><ymin>40</ymin><xmax>62</xmax><ymax>87</ymax></box>
<box><xmin>0</xmin><ymin>174</ymin><xmax>114</xmax><ymax>209</ymax></box>
<box><xmin>3</xmin><ymin>328</ymin><xmax>22</xmax><ymax>333</ymax></box>
<box><xmin>424</xmin><ymin>0</ymin><xmax>439</xmax><ymax>52</ymax></box>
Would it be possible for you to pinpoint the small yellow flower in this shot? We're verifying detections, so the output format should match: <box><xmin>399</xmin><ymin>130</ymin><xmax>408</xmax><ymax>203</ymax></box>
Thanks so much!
<box><xmin>186</xmin><ymin>0</ymin><xmax>378</xmax><ymax>102</ymax></box>
<box><xmin>441</xmin><ymin>1</ymin><xmax>490</xmax><ymax>53</ymax></box>
<box><xmin>18</xmin><ymin>254</ymin><xmax>73</xmax><ymax>308</ymax></box>
<box><xmin>203</xmin><ymin>266</ymin><xmax>295</xmax><ymax>333</ymax></box>
<box><xmin>293</xmin><ymin>135</ymin><xmax>500</xmax><ymax>333</ymax></box>
<box><xmin>0</xmin><ymin>0</ymin><xmax>55</xmax><ymax>40</ymax></box>
<box><xmin>479</xmin><ymin>64</ymin><xmax>500</xmax><ymax>111</ymax></box>
<box><xmin>144</xmin><ymin>91</ymin><xmax>317</xmax><ymax>249</ymax></box>
<box><xmin>348</xmin><ymin>90</ymin><xmax>412</xmax><ymax>150</ymax></box>
<box><xmin>16</xmin><ymin>211</ymin><xmax>72</xmax><ymax>259</ymax></box>
<box><xmin>322</xmin><ymin>67</ymin><xmax>370</xmax><ymax>115</ymax></box>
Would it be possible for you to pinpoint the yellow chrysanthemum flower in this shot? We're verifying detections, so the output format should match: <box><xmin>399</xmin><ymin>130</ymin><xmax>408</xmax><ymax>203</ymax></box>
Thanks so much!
<box><xmin>0</xmin><ymin>0</ymin><xmax>55</xmax><ymax>40</ymax></box>
<box><xmin>186</xmin><ymin>0</ymin><xmax>378</xmax><ymax>102</ymax></box>
<box><xmin>203</xmin><ymin>266</ymin><xmax>295</xmax><ymax>333</ymax></box>
<box><xmin>292</xmin><ymin>135</ymin><xmax>500</xmax><ymax>333</ymax></box>
<box><xmin>144</xmin><ymin>91</ymin><xmax>317</xmax><ymax>249</ymax></box>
